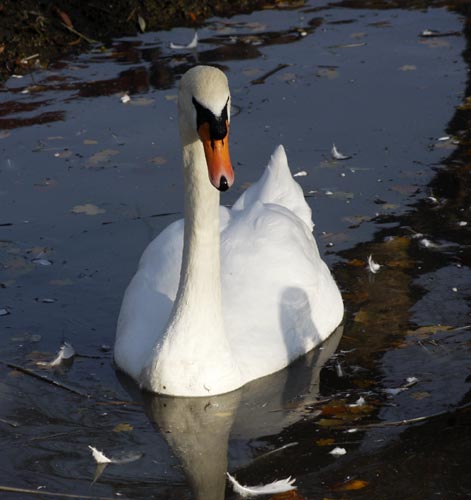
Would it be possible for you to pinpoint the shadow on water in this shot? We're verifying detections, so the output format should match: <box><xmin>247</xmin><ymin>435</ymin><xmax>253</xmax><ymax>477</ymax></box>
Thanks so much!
<box><xmin>0</xmin><ymin>0</ymin><xmax>471</xmax><ymax>498</ymax></box>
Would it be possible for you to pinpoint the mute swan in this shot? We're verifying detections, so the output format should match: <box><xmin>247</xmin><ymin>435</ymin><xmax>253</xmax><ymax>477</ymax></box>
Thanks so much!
<box><xmin>114</xmin><ymin>65</ymin><xmax>343</xmax><ymax>397</ymax></box>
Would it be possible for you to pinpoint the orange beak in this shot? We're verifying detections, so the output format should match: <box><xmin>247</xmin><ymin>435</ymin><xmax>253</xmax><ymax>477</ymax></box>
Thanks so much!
<box><xmin>198</xmin><ymin>121</ymin><xmax>234</xmax><ymax>191</ymax></box>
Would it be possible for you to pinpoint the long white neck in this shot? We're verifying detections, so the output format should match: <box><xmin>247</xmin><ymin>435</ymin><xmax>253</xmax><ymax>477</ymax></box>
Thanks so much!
<box><xmin>141</xmin><ymin>139</ymin><xmax>241</xmax><ymax>396</ymax></box>
<box><xmin>176</xmin><ymin>140</ymin><xmax>222</xmax><ymax>322</ymax></box>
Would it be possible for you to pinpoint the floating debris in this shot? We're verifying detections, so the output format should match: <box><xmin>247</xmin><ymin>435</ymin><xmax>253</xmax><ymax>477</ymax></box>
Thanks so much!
<box><xmin>226</xmin><ymin>472</ymin><xmax>296</xmax><ymax>497</ymax></box>
<box><xmin>293</xmin><ymin>170</ymin><xmax>308</xmax><ymax>177</ymax></box>
<box><xmin>426</xmin><ymin>195</ymin><xmax>439</xmax><ymax>205</ymax></box>
<box><xmin>36</xmin><ymin>342</ymin><xmax>75</xmax><ymax>368</ymax></box>
<box><xmin>0</xmin><ymin>308</ymin><xmax>10</xmax><ymax>317</ymax></box>
<box><xmin>383</xmin><ymin>376</ymin><xmax>418</xmax><ymax>396</ymax></box>
<box><xmin>438</xmin><ymin>136</ymin><xmax>450</xmax><ymax>141</ymax></box>
<box><xmin>420</xmin><ymin>29</ymin><xmax>460</xmax><ymax>38</ymax></box>
<box><xmin>419</xmin><ymin>238</ymin><xmax>439</xmax><ymax>249</ymax></box>
<box><xmin>349</xmin><ymin>396</ymin><xmax>366</xmax><ymax>407</ymax></box>
<box><xmin>458</xmin><ymin>221</ymin><xmax>468</xmax><ymax>227</ymax></box>
<box><xmin>32</xmin><ymin>258</ymin><xmax>53</xmax><ymax>266</ymax></box>
<box><xmin>170</xmin><ymin>32</ymin><xmax>198</xmax><ymax>50</ymax></box>
<box><xmin>71</xmin><ymin>204</ymin><xmax>106</xmax><ymax>216</ymax></box>
<box><xmin>120</xmin><ymin>93</ymin><xmax>131</xmax><ymax>104</ymax></box>
<box><xmin>89</xmin><ymin>445</ymin><xmax>143</xmax><ymax>465</ymax></box>
<box><xmin>137</xmin><ymin>15</ymin><xmax>146</xmax><ymax>33</ymax></box>
<box><xmin>331</xmin><ymin>143</ymin><xmax>351</xmax><ymax>160</ymax></box>
<box><xmin>89</xmin><ymin>446</ymin><xmax>112</xmax><ymax>464</ymax></box>
<box><xmin>329</xmin><ymin>447</ymin><xmax>347</xmax><ymax>456</ymax></box>
<box><xmin>367</xmin><ymin>254</ymin><xmax>381</xmax><ymax>274</ymax></box>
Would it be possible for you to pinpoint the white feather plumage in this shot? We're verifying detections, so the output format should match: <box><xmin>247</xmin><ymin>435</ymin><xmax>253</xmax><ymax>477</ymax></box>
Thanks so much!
<box><xmin>226</xmin><ymin>472</ymin><xmax>296</xmax><ymax>497</ymax></box>
<box><xmin>36</xmin><ymin>342</ymin><xmax>75</xmax><ymax>368</ymax></box>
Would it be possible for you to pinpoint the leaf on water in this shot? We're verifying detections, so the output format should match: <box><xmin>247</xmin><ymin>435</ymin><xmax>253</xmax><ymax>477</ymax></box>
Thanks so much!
<box><xmin>406</xmin><ymin>325</ymin><xmax>453</xmax><ymax>337</ymax></box>
<box><xmin>367</xmin><ymin>254</ymin><xmax>381</xmax><ymax>274</ymax></box>
<box><xmin>170</xmin><ymin>32</ymin><xmax>198</xmax><ymax>50</ymax></box>
<box><xmin>149</xmin><ymin>156</ymin><xmax>168</xmax><ymax>166</ymax></box>
<box><xmin>391</xmin><ymin>184</ymin><xmax>419</xmax><ymax>195</ymax></box>
<box><xmin>331</xmin><ymin>42</ymin><xmax>366</xmax><ymax>49</ymax></box>
<box><xmin>329</xmin><ymin>447</ymin><xmax>346</xmax><ymax>456</ymax></box>
<box><xmin>316</xmin><ymin>418</ymin><xmax>345</xmax><ymax>428</ymax></box>
<box><xmin>316</xmin><ymin>67</ymin><xmax>339</xmax><ymax>79</ymax></box>
<box><xmin>83</xmin><ymin>139</ymin><xmax>98</xmax><ymax>145</ymax></box>
<box><xmin>353</xmin><ymin>309</ymin><xmax>369</xmax><ymax>323</ymax></box>
<box><xmin>130</xmin><ymin>97</ymin><xmax>154</xmax><ymax>106</ymax></box>
<box><xmin>316</xmin><ymin>438</ymin><xmax>335</xmax><ymax>446</ymax></box>
<box><xmin>49</xmin><ymin>279</ymin><xmax>74</xmax><ymax>286</ymax></box>
<box><xmin>335</xmin><ymin>479</ymin><xmax>369</xmax><ymax>491</ymax></box>
<box><xmin>55</xmin><ymin>8</ymin><xmax>74</xmax><ymax>28</ymax></box>
<box><xmin>87</xmin><ymin>149</ymin><xmax>119</xmax><ymax>167</ymax></box>
<box><xmin>343</xmin><ymin>214</ymin><xmax>372</xmax><ymax>226</ymax></box>
<box><xmin>227</xmin><ymin>473</ymin><xmax>296</xmax><ymax>498</ymax></box>
<box><xmin>410</xmin><ymin>391</ymin><xmax>430</xmax><ymax>400</ymax></box>
<box><xmin>399</xmin><ymin>64</ymin><xmax>417</xmax><ymax>71</ymax></box>
<box><xmin>113</xmin><ymin>423</ymin><xmax>133</xmax><ymax>433</ymax></box>
<box><xmin>346</xmin><ymin>258</ymin><xmax>367</xmax><ymax>267</ymax></box>
<box><xmin>269</xmin><ymin>490</ymin><xmax>306</xmax><ymax>500</ymax></box>
<box><xmin>71</xmin><ymin>204</ymin><xmax>106</xmax><ymax>216</ymax></box>
<box><xmin>36</xmin><ymin>342</ymin><xmax>75</xmax><ymax>368</ymax></box>
<box><xmin>419</xmin><ymin>38</ymin><xmax>450</xmax><ymax>49</ymax></box>
<box><xmin>331</xmin><ymin>143</ymin><xmax>351</xmax><ymax>160</ymax></box>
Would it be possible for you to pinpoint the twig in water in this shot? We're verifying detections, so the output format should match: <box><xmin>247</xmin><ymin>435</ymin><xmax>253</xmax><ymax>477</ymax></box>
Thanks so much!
<box><xmin>1</xmin><ymin>361</ymin><xmax>90</xmax><ymax>398</ymax></box>
<box><xmin>0</xmin><ymin>485</ymin><xmax>126</xmax><ymax>499</ymax></box>
<box><xmin>60</xmin><ymin>22</ymin><xmax>99</xmax><ymax>44</ymax></box>
<box><xmin>251</xmin><ymin>64</ymin><xmax>290</xmax><ymax>85</ymax></box>
<box><xmin>341</xmin><ymin>401</ymin><xmax>471</xmax><ymax>430</ymax></box>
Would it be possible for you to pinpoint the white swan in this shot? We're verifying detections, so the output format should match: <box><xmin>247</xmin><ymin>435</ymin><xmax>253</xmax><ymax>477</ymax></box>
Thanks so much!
<box><xmin>114</xmin><ymin>65</ymin><xmax>343</xmax><ymax>397</ymax></box>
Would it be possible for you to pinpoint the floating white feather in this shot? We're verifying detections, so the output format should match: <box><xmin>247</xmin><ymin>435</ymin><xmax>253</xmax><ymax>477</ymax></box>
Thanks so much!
<box><xmin>226</xmin><ymin>472</ymin><xmax>296</xmax><ymax>497</ymax></box>
<box><xmin>367</xmin><ymin>255</ymin><xmax>381</xmax><ymax>274</ymax></box>
<box><xmin>331</xmin><ymin>143</ymin><xmax>351</xmax><ymax>160</ymax></box>
<box><xmin>329</xmin><ymin>447</ymin><xmax>347</xmax><ymax>456</ymax></box>
<box><xmin>170</xmin><ymin>32</ymin><xmax>198</xmax><ymax>50</ymax></box>
<box><xmin>88</xmin><ymin>445</ymin><xmax>142</xmax><ymax>465</ymax></box>
<box><xmin>293</xmin><ymin>170</ymin><xmax>308</xmax><ymax>177</ymax></box>
<box><xmin>120</xmin><ymin>93</ymin><xmax>131</xmax><ymax>104</ymax></box>
<box><xmin>36</xmin><ymin>342</ymin><xmax>76</xmax><ymax>368</ymax></box>
<box><xmin>89</xmin><ymin>446</ymin><xmax>112</xmax><ymax>464</ymax></box>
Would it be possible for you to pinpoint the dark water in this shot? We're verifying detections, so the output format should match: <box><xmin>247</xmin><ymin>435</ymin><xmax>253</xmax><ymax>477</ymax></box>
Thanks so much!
<box><xmin>1</xmin><ymin>1</ymin><xmax>470</xmax><ymax>499</ymax></box>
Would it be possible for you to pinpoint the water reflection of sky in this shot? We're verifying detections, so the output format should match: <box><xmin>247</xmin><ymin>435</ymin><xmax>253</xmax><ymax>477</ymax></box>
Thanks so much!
<box><xmin>0</xmin><ymin>1</ymin><xmax>470</xmax><ymax>499</ymax></box>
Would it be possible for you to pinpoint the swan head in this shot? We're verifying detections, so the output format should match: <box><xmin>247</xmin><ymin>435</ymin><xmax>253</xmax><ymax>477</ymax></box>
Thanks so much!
<box><xmin>178</xmin><ymin>66</ymin><xmax>234</xmax><ymax>192</ymax></box>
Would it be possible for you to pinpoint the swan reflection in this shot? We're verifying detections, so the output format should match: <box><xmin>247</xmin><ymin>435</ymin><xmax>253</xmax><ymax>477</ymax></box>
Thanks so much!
<box><xmin>136</xmin><ymin>326</ymin><xmax>343</xmax><ymax>500</ymax></box>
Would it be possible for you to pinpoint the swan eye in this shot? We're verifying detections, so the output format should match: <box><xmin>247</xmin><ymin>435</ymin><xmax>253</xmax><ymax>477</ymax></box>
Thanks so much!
<box><xmin>192</xmin><ymin>97</ymin><xmax>229</xmax><ymax>140</ymax></box>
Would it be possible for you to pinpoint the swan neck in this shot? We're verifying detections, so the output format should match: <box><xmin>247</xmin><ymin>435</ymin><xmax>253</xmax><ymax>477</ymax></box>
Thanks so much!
<box><xmin>179</xmin><ymin>141</ymin><xmax>221</xmax><ymax>302</ymax></box>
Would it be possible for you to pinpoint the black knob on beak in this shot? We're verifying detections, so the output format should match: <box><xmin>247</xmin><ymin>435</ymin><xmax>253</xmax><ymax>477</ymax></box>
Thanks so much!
<box><xmin>218</xmin><ymin>176</ymin><xmax>229</xmax><ymax>192</ymax></box>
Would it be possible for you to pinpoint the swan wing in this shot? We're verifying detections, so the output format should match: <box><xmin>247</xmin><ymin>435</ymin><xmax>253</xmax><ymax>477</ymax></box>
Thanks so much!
<box><xmin>115</xmin><ymin>220</ymin><xmax>184</xmax><ymax>379</ymax></box>
<box><xmin>221</xmin><ymin>199</ymin><xmax>343</xmax><ymax>383</ymax></box>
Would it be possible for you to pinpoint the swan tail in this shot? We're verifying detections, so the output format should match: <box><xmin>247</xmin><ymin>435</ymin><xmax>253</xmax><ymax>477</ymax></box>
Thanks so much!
<box><xmin>232</xmin><ymin>145</ymin><xmax>313</xmax><ymax>230</ymax></box>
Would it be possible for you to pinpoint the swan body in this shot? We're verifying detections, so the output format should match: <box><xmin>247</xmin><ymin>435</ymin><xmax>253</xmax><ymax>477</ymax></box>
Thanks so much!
<box><xmin>114</xmin><ymin>66</ymin><xmax>343</xmax><ymax>396</ymax></box>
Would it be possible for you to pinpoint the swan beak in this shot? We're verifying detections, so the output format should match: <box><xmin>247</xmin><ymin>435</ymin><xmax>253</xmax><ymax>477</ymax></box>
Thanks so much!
<box><xmin>198</xmin><ymin>122</ymin><xmax>234</xmax><ymax>192</ymax></box>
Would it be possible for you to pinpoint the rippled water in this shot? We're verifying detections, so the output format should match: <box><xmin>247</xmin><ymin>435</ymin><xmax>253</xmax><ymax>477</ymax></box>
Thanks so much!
<box><xmin>0</xmin><ymin>1</ymin><xmax>470</xmax><ymax>499</ymax></box>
